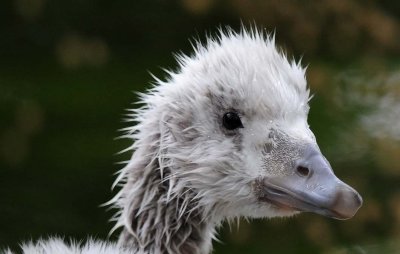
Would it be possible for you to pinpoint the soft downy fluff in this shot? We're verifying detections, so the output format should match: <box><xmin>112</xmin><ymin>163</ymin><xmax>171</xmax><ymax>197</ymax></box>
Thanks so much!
<box><xmin>107</xmin><ymin>27</ymin><xmax>361</xmax><ymax>254</ymax></box>
<box><xmin>109</xmin><ymin>28</ymin><xmax>310</xmax><ymax>254</ymax></box>
<box><xmin>3</xmin><ymin>239</ymin><xmax>132</xmax><ymax>254</ymax></box>
<box><xmin>5</xmin><ymin>27</ymin><xmax>362</xmax><ymax>254</ymax></box>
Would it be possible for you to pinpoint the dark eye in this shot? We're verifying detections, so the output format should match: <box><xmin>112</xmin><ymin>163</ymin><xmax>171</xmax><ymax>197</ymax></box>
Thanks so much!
<box><xmin>222</xmin><ymin>112</ymin><xmax>243</xmax><ymax>130</ymax></box>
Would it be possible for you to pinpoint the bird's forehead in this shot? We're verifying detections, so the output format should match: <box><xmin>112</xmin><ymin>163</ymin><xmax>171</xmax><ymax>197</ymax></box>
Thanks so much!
<box><xmin>165</xmin><ymin>31</ymin><xmax>310</xmax><ymax>120</ymax></box>
<box><xmin>202</xmin><ymin>35</ymin><xmax>306</xmax><ymax>92</ymax></box>
<box><xmin>201</xmin><ymin>75</ymin><xmax>309</xmax><ymax>120</ymax></box>
<box><xmin>192</xmin><ymin>39</ymin><xmax>309</xmax><ymax>118</ymax></box>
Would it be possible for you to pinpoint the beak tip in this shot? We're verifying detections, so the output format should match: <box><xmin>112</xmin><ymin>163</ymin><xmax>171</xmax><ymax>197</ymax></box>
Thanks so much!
<box><xmin>330</xmin><ymin>189</ymin><xmax>363</xmax><ymax>220</ymax></box>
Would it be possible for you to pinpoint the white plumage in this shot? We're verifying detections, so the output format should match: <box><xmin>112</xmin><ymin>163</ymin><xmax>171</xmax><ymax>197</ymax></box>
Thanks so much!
<box><xmin>4</xmin><ymin>239</ymin><xmax>130</xmax><ymax>254</ymax></box>
<box><xmin>4</xmin><ymin>27</ymin><xmax>361</xmax><ymax>254</ymax></box>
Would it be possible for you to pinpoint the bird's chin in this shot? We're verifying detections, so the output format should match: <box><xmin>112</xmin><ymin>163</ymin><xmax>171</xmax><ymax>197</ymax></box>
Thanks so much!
<box><xmin>260</xmin><ymin>197</ymin><xmax>302</xmax><ymax>217</ymax></box>
<box><xmin>244</xmin><ymin>200</ymin><xmax>301</xmax><ymax>219</ymax></box>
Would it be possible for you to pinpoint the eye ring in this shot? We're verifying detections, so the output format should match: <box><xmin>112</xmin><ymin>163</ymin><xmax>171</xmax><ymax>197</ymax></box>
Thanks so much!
<box><xmin>222</xmin><ymin>112</ymin><xmax>244</xmax><ymax>130</ymax></box>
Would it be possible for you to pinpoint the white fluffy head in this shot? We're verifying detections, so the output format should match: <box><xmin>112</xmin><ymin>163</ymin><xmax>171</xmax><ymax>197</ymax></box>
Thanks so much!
<box><xmin>156</xmin><ymin>28</ymin><xmax>310</xmax><ymax>128</ymax></box>
<box><xmin>111</xmin><ymin>28</ymin><xmax>316</xmax><ymax>253</ymax></box>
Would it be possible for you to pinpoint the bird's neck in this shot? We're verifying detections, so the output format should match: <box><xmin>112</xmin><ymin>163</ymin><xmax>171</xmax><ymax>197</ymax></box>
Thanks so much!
<box><xmin>116</xmin><ymin>162</ymin><xmax>219</xmax><ymax>254</ymax></box>
<box><xmin>118</xmin><ymin>211</ymin><xmax>216</xmax><ymax>254</ymax></box>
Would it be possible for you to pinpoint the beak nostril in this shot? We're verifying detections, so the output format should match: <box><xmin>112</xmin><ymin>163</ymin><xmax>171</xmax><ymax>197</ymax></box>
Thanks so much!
<box><xmin>296</xmin><ymin>166</ymin><xmax>310</xmax><ymax>177</ymax></box>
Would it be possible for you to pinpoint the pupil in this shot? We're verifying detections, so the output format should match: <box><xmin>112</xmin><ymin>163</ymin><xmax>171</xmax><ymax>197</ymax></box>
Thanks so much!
<box><xmin>223</xmin><ymin>112</ymin><xmax>243</xmax><ymax>130</ymax></box>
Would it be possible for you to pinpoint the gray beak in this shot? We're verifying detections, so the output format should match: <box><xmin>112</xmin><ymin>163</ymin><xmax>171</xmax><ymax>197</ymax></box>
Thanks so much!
<box><xmin>260</xmin><ymin>144</ymin><xmax>362</xmax><ymax>220</ymax></box>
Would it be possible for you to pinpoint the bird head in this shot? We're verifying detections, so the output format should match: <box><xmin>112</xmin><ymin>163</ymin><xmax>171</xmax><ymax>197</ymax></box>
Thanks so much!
<box><xmin>133</xmin><ymin>29</ymin><xmax>362</xmax><ymax>222</ymax></box>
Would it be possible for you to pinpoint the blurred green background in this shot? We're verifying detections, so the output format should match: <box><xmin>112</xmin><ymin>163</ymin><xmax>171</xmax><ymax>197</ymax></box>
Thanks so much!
<box><xmin>1</xmin><ymin>0</ymin><xmax>400</xmax><ymax>253</ymax></box>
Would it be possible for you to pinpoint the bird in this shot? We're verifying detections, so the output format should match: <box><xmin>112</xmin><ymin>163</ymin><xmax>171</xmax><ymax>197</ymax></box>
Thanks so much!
<box><xmin>5</xmin><ymin>27</ymin><xmax>362</xmax><ymax>254</ymax></box>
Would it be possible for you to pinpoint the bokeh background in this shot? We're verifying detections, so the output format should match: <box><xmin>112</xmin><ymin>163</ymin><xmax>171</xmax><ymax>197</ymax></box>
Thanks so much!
<box><xmin>1</xmin><ymin>0</ymin><xmax>400</xmax><ymax>253</ymax></box>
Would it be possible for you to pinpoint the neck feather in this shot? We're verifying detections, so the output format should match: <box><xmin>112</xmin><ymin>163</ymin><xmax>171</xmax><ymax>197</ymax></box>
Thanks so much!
<box><xmin>111</xmin><ymin>157</ymin><xmax>218</xmax><ymax>254</ymax></box>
